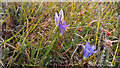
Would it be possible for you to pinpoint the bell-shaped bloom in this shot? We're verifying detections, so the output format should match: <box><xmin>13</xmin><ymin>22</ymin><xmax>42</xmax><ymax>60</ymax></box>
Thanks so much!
<box><xmin>58</xmin><ymin>21</ymin><xmax>69</xmax><ymax>35</ymax></box>
<box><xmin>55</xmin><ymin>9</ymin><xmax>64</xmax><ymax>26</ymax></box>
<box><xmin>82</xmin><ymin>42</ymin><xmax>97</xmax><ymax>59</ymax></box>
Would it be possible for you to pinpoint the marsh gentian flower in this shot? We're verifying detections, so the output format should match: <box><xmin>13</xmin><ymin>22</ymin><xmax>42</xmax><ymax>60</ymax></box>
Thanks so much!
<box><xmin>58</xmin><ymin>21</ymin><xmax>69</xmax><ymax>35</ymax></box>
<box><xmin>55</xmin><ymin>9</ymin><xmax>64</xmax><ymax>26</ymax></box>
<box><xmin>55</xmin><ymin>9</ymin><xmax>68</xmax><ymax>35</ymax></box>
<box><xmin>82</xmin><ymin>42</ymin><xmax>97</xmax><ymax>59</ymax></box>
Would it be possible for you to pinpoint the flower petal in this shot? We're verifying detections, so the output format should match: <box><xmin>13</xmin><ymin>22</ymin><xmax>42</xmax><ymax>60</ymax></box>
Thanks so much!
<box><xmin>86</xmin><ymin>50</ymin><xmax>93</xmax><ymax>58</ymax></box>
<box><xmin>86</xmin><ymin>42</ymin><xmax>90</xmax><ymax>47</ymax></box>
<box><xmin>83</xmin><ymin>49</ymin><xmax>88</xmax><ymax>57</ymax></box>
<box><xmin>82</xmin><ymin>45</ymin><xmax>85</xmax><ymax>49</ymax></box>
<box><xmin>91</xmin><ymin>45</ymin><xmax>95</xmax><ymax>50</ymax></box>
<box><xmin>55</xmin><ymin>12</ymin><xmax>59</xmax><ymax>26</ymax></box>
<box><xmin>58</xmin><ymin>21</ymin><xmax>63</xmax><ymax>27</ymax></box>
<box><xmin>58</xmin><ymin>21</ymin><xmax>65</xmax><ymax>34</ymax></box>
<box><xmin>93</xmin><ymin>51</ymin><xmax>97</xmax><ymax>53</ymax></box>
<box><xmin>86</xmin><ymin>42</ymin><xmax>91</xmax><ymax>50</ymax></box>
<box><xmin>63</xmin><ymin>21</ymin><xmax>69</xmax><ymax>28</ymax></box>
<box><xmin>59</xmin><ymin>9</ymin><xmax>64</xmax><ymax>21</ymax></box>
<box><xmin>86</xmin><ymin>46</ymin><xmax>95</xmax><ymax>58</ymax></box>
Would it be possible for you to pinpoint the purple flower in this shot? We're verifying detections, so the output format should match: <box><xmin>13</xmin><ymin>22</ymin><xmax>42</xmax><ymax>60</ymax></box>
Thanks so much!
<box><xmin>55</xmin><ymin>9</ymin><xmax>64</xmax><ymax>26</ymax></box>
<box><xmin>82</xmin><ymin>42</ymin><xmax>97</xmax><ymax>59</ymax></box>
<box><xmin>58</xmin><ymin>21</ymin><xmax>69</xmax><ymax>35</ymax></box>
<box><xmin>55</xmin><ymin>9</ymin><xmax>69</xmax><ymax>35</ymax></box>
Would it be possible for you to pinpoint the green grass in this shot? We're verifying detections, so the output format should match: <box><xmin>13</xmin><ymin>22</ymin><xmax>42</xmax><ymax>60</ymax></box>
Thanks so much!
<box><xmin>0</xmin><ymin>2</ymin><xmax>119</xmax><ymax>67</ymax></box>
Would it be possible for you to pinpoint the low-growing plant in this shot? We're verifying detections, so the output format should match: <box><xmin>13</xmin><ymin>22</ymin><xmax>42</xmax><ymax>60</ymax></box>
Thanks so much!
<box><xmin>0</xmin><ymin>2</ymin><xmax>119</xmax><ymax>67</ymax></box>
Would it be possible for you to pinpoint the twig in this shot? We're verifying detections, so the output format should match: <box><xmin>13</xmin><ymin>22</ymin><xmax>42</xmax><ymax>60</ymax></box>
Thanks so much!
<box><xmin>70</xmin><ymin>46</ymin><xmax>78</xmax><ymax>62</ymax></box>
